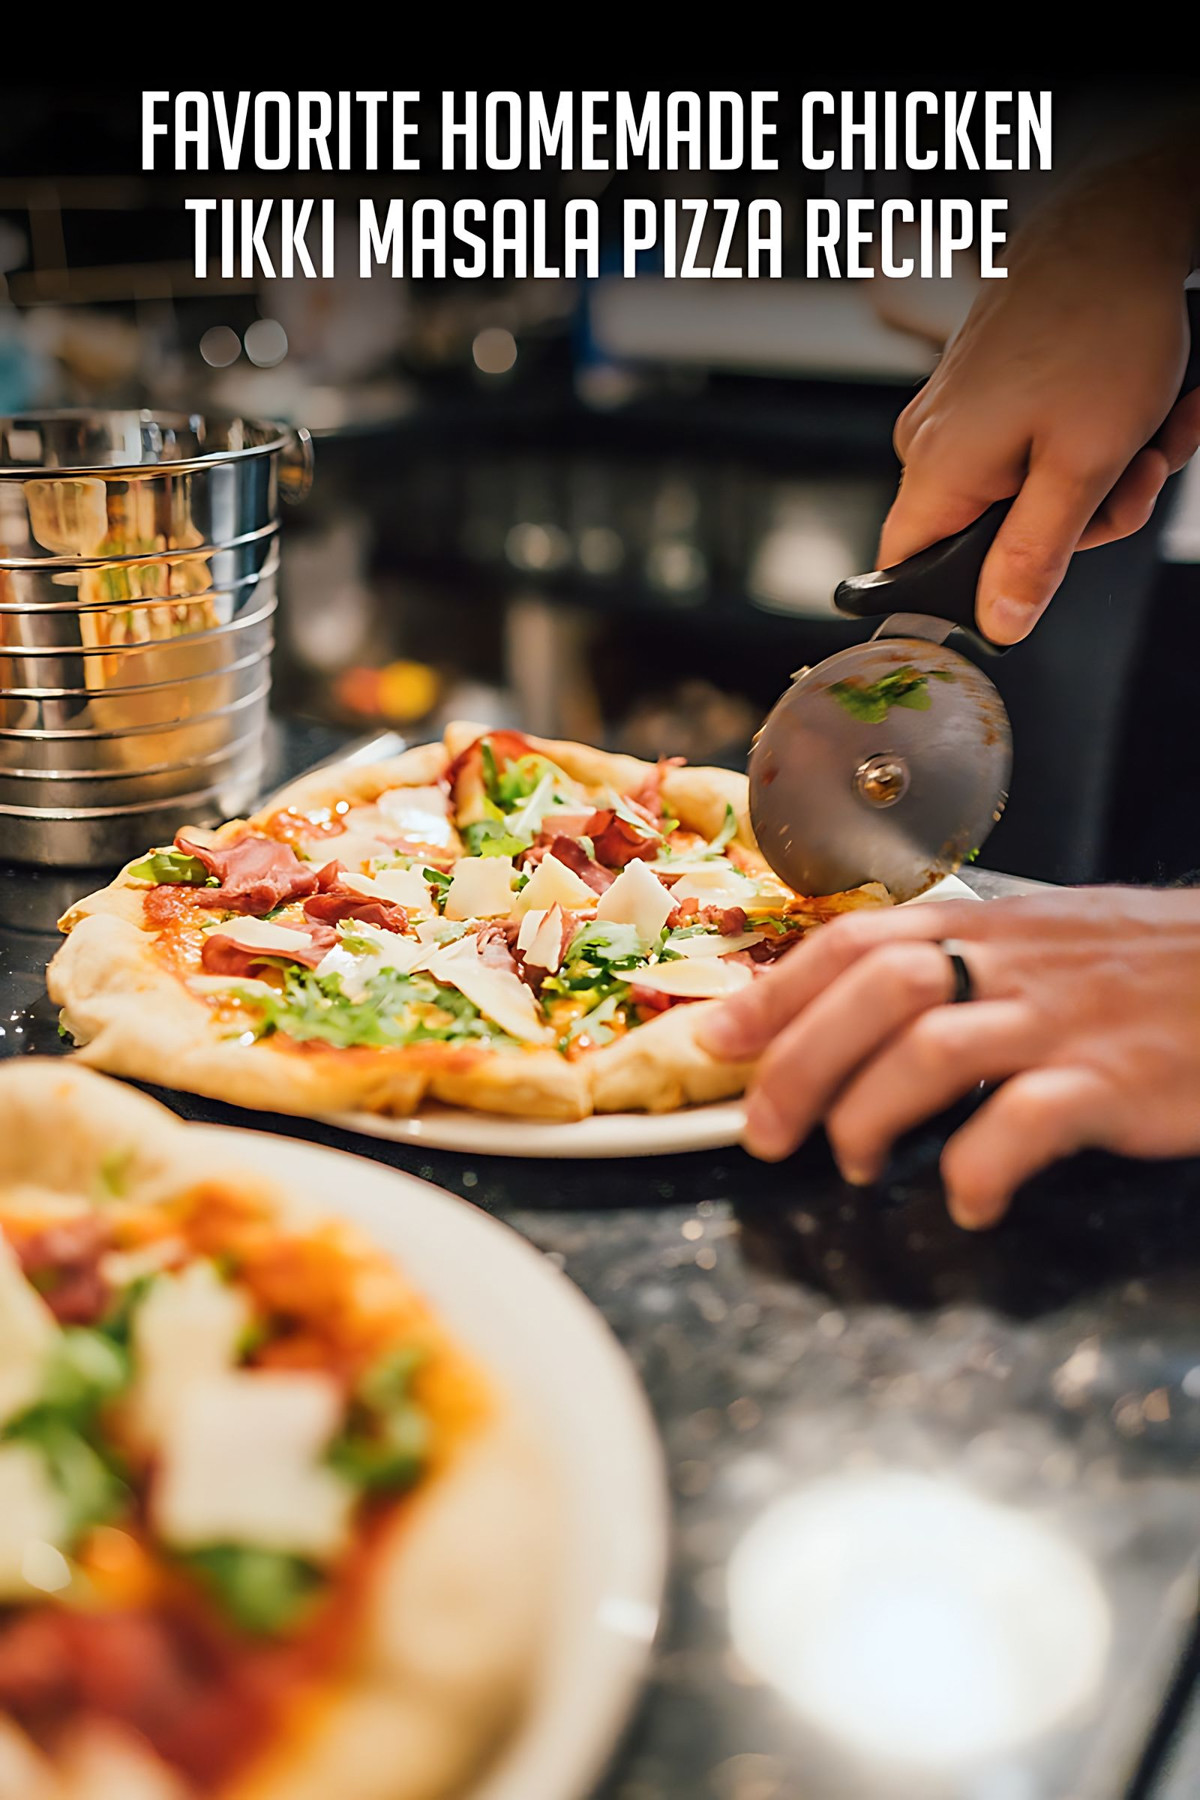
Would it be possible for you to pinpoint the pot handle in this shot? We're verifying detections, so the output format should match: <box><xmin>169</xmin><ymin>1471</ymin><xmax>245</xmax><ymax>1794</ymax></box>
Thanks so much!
<box><xmin>279</xmin><ymin>426</ymin><xmax>314</xmax><ymax>504</ymax></box>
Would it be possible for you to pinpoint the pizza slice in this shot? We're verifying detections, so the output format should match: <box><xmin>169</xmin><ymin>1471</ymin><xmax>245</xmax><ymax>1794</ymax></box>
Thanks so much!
<box><xmin>48</xmin><ymin>723</ymin><xmax>889</xmax><ymax>1122</ymax></box>
<box><xmin>0</xmin><ymin>1060</ymin><xmax>546</xmax><ymax>1800</ymax></box>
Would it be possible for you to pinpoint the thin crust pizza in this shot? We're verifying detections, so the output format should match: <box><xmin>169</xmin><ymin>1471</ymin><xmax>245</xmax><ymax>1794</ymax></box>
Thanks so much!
<box><xmin>0</xmin><ymin>1060</ymin><xmax>548</xmax><ymax>1800</ymax></box>
<box><xmin>48</xmin><ymin>723</ymin><xmax>890</xmax><ymax>1122</ymax></box>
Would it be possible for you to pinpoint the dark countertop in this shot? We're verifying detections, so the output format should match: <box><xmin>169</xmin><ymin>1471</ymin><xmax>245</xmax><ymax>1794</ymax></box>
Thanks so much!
<box><xmin>2</xmin><ymin>717</ymin><xmax>1199</xmax><ymax>1800</ymax></box>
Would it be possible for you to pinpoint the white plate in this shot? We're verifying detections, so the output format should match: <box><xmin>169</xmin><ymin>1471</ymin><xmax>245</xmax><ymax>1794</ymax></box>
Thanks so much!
<box><xmin>195</xmin><ymin>1125</ymin><xmax>668</xmax><ymax>1800</ymax></box>
<box><xmin>322</xmin><ymin>1097</ymin><xmax>751</xmax><ymax>1159</ymax></box>
<box><xmin>319</xmin><ymin>875</ymin><xmax>984</xmax><ymax>1159</ymax></box>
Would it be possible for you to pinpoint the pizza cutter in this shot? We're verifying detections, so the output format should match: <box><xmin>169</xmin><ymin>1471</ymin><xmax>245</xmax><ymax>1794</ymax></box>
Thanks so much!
<box><xmin>748</xmin><ymin>502</ymin><xmax>1015</xmax><ymax>902</ymax></box>
<box><xmin>750</xmin><ymin>290</ymin><xmax>1200</xmax><ymax>901</ymax></box>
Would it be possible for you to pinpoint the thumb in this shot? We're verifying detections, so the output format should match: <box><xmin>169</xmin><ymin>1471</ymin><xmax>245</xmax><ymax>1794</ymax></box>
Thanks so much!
<box><xmin>976</xmin><ymin>459</ymin><xmax>1116</xmax><ymax>644</ymax></box>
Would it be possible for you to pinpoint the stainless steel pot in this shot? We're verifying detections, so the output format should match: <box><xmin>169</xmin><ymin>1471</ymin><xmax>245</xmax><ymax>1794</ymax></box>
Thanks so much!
<box><xmin>0</xmin><ymin>409</ymin><xmax>311</xmax><ymax>866</ymax></box>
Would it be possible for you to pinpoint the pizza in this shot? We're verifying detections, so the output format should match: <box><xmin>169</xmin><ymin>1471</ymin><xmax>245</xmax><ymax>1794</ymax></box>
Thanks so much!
<box><xmin>48</xmin><ymin>723</ymin><xmax>889</xmax><ymax>1122</ymax></box>
<box><xmin>0</xmin><ymin>1060</ymin><xmax>547</xmax><ymax>1800</ymax></box>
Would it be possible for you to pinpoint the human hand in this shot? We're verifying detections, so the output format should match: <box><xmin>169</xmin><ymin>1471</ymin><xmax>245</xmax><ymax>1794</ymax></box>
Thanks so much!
<box><xmin>698</xmin><ymin>888</ymin><xmax>1200</xmax><ymax>1228</ymax></box>
<box><xmin>879</xmin><ymin>154</ymin><xmax>1200</xmax><ymax>645</ymax></box>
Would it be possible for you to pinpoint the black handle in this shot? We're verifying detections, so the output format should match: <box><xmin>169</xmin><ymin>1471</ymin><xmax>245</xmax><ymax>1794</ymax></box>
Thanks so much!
<box><xmin>835</xmin><ymin>499</ymin><xmax>1013</xmax><ymax>654</ymax></box>
<box><xmin>836</xmin><ymin>286</ymin><xmax>1200</xmax><ymax>655</ymax></box>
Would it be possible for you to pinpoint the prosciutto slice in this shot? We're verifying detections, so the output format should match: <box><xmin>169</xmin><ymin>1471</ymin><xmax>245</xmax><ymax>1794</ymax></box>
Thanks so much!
<box><xmin>176</xmin><ymin>833</ymin><xmax>320</xmax><ymax>916</ymax></box>
<box><xmin>547</xmin><ymin>834</ymin><xmax>615</xmax><ymax>894</ymax></box>
<box><xmin>200</xmin><ymin>924</ymin><xmax>337</xmax><ymax>978</ymax></box>
<box><xmin>302</xmin><ymin>864</ymin><xmax>408</xmax><ymax>933</ymax></box>
<box><xmin>583</xmin><ymin>808</ymin><xmax>660</xmax><ymax>870</ymax></box>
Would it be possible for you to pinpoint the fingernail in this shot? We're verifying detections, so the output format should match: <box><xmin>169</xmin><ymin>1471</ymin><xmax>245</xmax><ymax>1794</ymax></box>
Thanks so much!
<box><xmin>698</xmin><ymin>1009</ymin><xmax>748</xmax><ymax>1060</ymax></box>
<box><xmin>946</xmin><ymin>1191</ymin><xmax>984</xmax><ymax>1230</ymax></box>
<box><xmin>838</xmin><ymin>1160</ymin><xmax>877</xmax><ymax>1188</ymax></box>
<box><xmin>984</xmin><ymin>596</ymin><xmax>1042</xmax><ymax>645</ymax></box>
<box><xmin>743</xmin><ymin>1095</ymin><xmax>792</xmax><ymax>1161</ymax></box>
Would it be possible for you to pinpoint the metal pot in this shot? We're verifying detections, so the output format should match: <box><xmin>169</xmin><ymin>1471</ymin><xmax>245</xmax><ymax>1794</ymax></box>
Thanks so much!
<box><xmin>0</xmin><ymin>409</ymin><xmax>310</xmax><ymax>866</ymax></box>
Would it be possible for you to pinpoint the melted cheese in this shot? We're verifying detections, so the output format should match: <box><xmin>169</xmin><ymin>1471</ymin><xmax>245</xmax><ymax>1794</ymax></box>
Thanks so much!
<box><xmin>514</xmin><ymin>852</ymin><xmax>596</xmax><ymax>917</ymax></box>
<box><xmin>0</xmin><ymin>1445</ymin><xmax>67</xmax><ymax>1599</ymax></box>
<box><xmin>595</xmin><ymin>858</ymin><xmax>674</xmax><ymax>942</ymax></box>
<box><xmin>426</xmin><ymin>940</ymin><xmax>553</xmax><ymax>1045</ymax></box>
<box><xmin>129</xmin><ymin>1261</ymin><xmax>250</xmax><ymax>1451</ymax></box>
<box><xmin>0</xmin><ymin>1235</ymin><xmax>57</xmax><ymax>1429</ymax></box>
<box><xmin>631</xmin><ymin>958</ymin><xmax>753</xmax><ymax>999</ymax></box>
<box><xmin>374</xmin><ymin>784</ymin><xmax>456</xmax><ymax>847</ymax></box>
<box><xmin>302</xmin><ymin>825</ymin><xmax>392</xmax><ymax>871</ymax></box>
<box><xmin>668</xmin><ymin>864</ymin><xmax>759</xmax><ymax>908</ymax></box>
<box><xmin>672</xmin><ymin>929</ymin><xmax>765</xmax><ymax>958</ymax></box>
<box><xmin>154</xmin><ymin>1370</ymin><xmax>355</xmax><ymax>1561</ymax></box>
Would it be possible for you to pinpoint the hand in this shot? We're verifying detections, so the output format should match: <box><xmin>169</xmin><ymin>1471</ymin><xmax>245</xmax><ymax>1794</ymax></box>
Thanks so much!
<box><xmin>879</xmin><ymin>151</ymin><xmax>1200</xmax><ymax>645</ymax></box>
<box><xmin>698</xmin><ymin>889</ymin><xmax>1200</xmax><ymax>1229</ymax></box>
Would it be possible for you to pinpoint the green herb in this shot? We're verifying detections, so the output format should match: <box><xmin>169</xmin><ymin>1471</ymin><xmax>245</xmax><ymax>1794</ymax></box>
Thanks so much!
<box><xmin>707</xmin><ymin>805</ymin><xmax>737</xmax><ymax>854</ymax></box>
<box><xmin>5</xmin><ymin>1412</ymin><xmax>128</xmax><ymax>1539</ymax></box>
<box><xmin>462</xmin><ymin>818</ymin><xmax>526</xmax><ymax>859</ymax></box>
<box><xmin>182</xmin><ymin>1546</ymin><xmax>323</xmax><ymax>1636</ymax></box>
<box><xmin>541</xmin><ymin>919</ymin><xmax>650</xmax><ymax>1011</ymax></box>
<box><xmin>96</xmin><ymin>1147</ymin><xmax>134</xmax><ymax>1200</ymax></box>
<box><xmin>963</xmin><ymin>846</ymin><xmax>981</xmax><ymax>865</ymax></box>
<box><xmin>562</xmin><ymin>993</ymin><xmax>623</xmax><ymax>1050</ymax></box>
<box><xmin>127</xmin><ymin>848</ymin><xmax>216</xmax><ymax>887</ymax></box>
<box><xmin>39</xmin><ymin>1328</ymin><xmax>130</xmax><ymax>1419</ymax></box>
<box><xmin>237</xmin><ymin>967</ymin><xmax>515</xmax><ymax>1053</ymax></box>
<box><xmin>329</xmin><ymin>1405</ymin><xmax>429</xmax><ymax>1493</ymax></box>
<box><xmin>480</xmin><ymin>738</ymin><xmax>502</xmax><ymax>803</ymax></box>
<box><xmin>423</xmin><ymin>867</ymin><xmax>452</xmax><ymax>913</ymax></box>
<box><xmin>828</xmin><ymin>666</ymin><xmax>951</xmax><ymax>725</ymax></box>
<box><xmin>329</xmin><ymin>1345</ymin><xmax>431</xmax><ymax>1495</ymax></box>
<box><xmin>357</xmin><ymin>1345</ymin><xmax>424</xmax><ymax>1413</ymax></box>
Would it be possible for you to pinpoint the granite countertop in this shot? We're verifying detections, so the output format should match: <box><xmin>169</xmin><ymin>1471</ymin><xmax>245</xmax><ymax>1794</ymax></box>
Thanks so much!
<box><xmin>1</xmin><ymin>718</ymin><xmax>1199</xmax><ymax>1800</ymax></box>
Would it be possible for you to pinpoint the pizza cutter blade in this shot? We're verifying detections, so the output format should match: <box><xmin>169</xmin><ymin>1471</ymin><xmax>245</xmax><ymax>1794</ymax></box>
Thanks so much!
<box><xmin>749</xmin><ymin>502</ymin><xmax>1014</xmax><ymax>902</ymax></box>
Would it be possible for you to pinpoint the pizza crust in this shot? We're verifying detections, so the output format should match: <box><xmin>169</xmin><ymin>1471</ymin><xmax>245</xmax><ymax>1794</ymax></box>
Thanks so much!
<box><xmin>0</xmin><ymin>1061</ymin><xmax>552</xmax><ymax>1800</ymax></box>
<box><xmin>47</xmin><ymin>724</ymin><xmax>861</xmax><ymax>1122</ymax></box>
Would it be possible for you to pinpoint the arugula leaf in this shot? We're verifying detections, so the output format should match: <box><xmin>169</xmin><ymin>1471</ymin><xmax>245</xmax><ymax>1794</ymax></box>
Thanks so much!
<box><xmin>238</xmin><ymin>967</ymin><xmax>516</xmax><ymax>1053</ymax></box>
<box><xmin>128</xmin><ymin>848</ymin><xmax>216</xmax><ymax>886</ymax></box>
<box><xmin>329</xmin><ymin>1405</ymin><xmax>429</xmax><ymax>1493</ymax></box>
<box><xmin>480</xmin><ymin>738</ymin><xmax>502</xmax><ymax>804</ymax></box>
<box><xmin>183</xmin><ymin>1546</ymin><xmax>322</xmax><ymax>1636</ymax></box>
<box><xmin>462</xmin><ymin>818</ymin><xmax>527</xmax><ymax>858</ymax></box>
<box><xmin>707</xmin><ymin>805</ymin><xmax>737</xmax><ymax>854</ymax></box>
<box><xmin>423</xmin><ymin>866</ymin><xmax>452</xmax><ymax>914</ymax></box>
<box><xmin>563</xmin><ymin>993</ymin><xmax>623</xmax><ymax>1049</ymax></box>
<box><xmin>5</xmin><ymin>1412</ymin><xmax>128</xmax><ymax>1539</ymax></box>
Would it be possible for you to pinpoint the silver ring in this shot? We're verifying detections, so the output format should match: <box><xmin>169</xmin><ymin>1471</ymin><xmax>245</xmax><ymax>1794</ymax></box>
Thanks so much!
<box><xmin>939</xmin><ymin>939</ymin><xmax>975</xmax><ymax>1004</ymax></box>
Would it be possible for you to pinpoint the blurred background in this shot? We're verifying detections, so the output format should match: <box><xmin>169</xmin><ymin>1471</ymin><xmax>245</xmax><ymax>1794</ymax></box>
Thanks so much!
<box><xmin>2</xmin><ymin>79</ymin><xmax>1197</xmax><ymax>886</ymax></box>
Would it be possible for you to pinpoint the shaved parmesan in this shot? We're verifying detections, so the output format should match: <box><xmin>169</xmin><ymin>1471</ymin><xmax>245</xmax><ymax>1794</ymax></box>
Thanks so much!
<box><xmin>302</xmin><ymin>826</ymin><xmax>391</xmax><ymax>871</ymax></box>
<box><xmin>632</xmin><ymin>958</ymin><xmax>754</xmax><ymax>999</ymax></box>
<box><xmin>595</xmin><ymin>858</ymin><xmax>674</xmax><ymax>942</ymax></box>
<box><xmin>519</xmin><ymin>904</ymin><xmax>566</xmax><ymax>973</ymax></box>
<box><xmin>130</xmin><ymin>1261</ymin><xmax>250</xmax><ymax>1451</ymax></box>
<box><xmin>672</xmin><ymin>930</ymin><xmax>765</xmax><ymax>958</ymax></box>
<box><xmin>343</xmin><ymin>867</ymin><xmax>433</xmax><ymax>913</ymax></box>
<box><xmin>669</xmin><ymin>864</ymin><xmax>759</xmax><ymax>908</ymax></box>
<box><xmin>316</xmin><ymin>925</ymin><xmax>431</xmax><ymax>993</ymax></box>
<box><xmin>209</xmin><ymin>917</ymin><xmax>318</xmax><ymax>957</ymax></box>
<box><xmin>0</xmin><ymin>1237</ymin><xmax>57</xmax><ymax>1429</ymax></box>
<box><xmin>514</xmin><ymin>852</ymin><xmax>596</xmax><ymax>917</ymax></box>
<box><xmin>154</xmin><ymin>1371</ymin><xmax>354</xmax><ymax>1561</ymax></box>
<box><xmin>374</xmin><ymin>784</ymin><xmax>456</xmax><ymax>847</ymax></box>
<box><xmin>444</xmin><ymin>856</ymin><xmax>517</xmax><ymax>921</ymax></box>
<box><xmin>426</xmin><ymin>940</ymin><xmax>553</xmax><ymax>1044</ymax></box>
<box><xmin>0</xmin><ymin>1445</ymin><xmax>67</xmax><ymax>1599</ymax></box>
